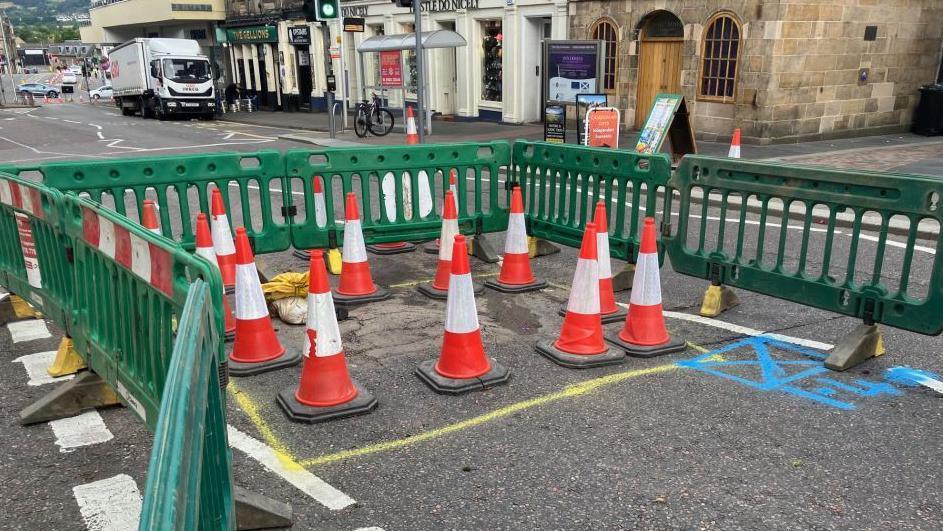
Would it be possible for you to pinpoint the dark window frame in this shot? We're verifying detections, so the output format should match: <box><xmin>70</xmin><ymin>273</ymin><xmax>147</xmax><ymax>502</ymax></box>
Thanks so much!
<box><xmin>698</xmin><ymin>13</ymin><xmax>742</xmax><ymax>103</ymax></box>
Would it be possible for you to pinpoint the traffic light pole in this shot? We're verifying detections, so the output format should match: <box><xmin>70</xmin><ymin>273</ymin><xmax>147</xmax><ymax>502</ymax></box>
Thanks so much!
<box><xmin>412</xmin><ymin>0</ymin><xmax>425</xmax><ymax>143</ymax></box>
<box><xmin>320</xmin><ymin>21</ymin><xmax>336</xmax><ymax>137</ymax></box>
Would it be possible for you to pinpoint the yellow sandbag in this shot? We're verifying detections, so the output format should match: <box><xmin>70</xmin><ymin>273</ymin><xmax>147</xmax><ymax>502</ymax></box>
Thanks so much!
<box><xmin>261</xmin><ymin>272</ymin><xmax>309</xmax><ymax>302</ymax></box>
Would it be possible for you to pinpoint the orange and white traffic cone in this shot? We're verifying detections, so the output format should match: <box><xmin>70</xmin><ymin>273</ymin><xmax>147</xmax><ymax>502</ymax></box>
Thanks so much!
<box><xmin>416</xmin><ymin>234</ymin><xmax>510</xmax><ymax>393</ymax></box>
<box><xmin>424</xmin><ymin>169</ymin><xmax>461</xmax><ymax>255</ymax></box>
<box><xmin>538</xmin><ymin>222</ymin><xmax>624</xmax><ymax>368</ymax></box>
<box><xmin>140</xmin><ymin>200</ymin><xmax>161</xmax><ymax>235</ymax></box>
<box><xmin>485</xmin><ymin>185</ymin><xmax>547</xmax><ymax>293</ymax></box>
<box><xmin>728</xmin><ymin>128</ymin><xmax>741</xmax><ymax>158</ymax></box>
<box><xmin>559</xmin><ymin>201</ymin><xmax>626</xmax><ymax>324</ymax></box>
<box><xmin>405</xmin><ymin>105</ymin><xmax>419</xmax><ymax>145</ymax></box>
<box><xmin>229</xmin><ymin>227</ymin><xmax>301</xmax><ymax>376</ymax></box>
<box><xmin>278</xmin><ymin>250</ymin><xmax>377</xmax><ymax>422</ymax></box>
<box><xmin>210</xmin><ymin>188</ymin><xmax>237</xmax><ymax>294</ymax></box>
<box><xmin>334</xmin><ymin>192</ymin><xmax>391</xmax><ymax>307</ymax></box>
<box><xmin>418</xmin><ymin>191</ymin><xmax>484</xmax><ymax>300</ymax></box>
<box><xmin>292</xmin><ymin>175</ymin><xmax>329</xmax><ymax>262</ymax></box>
<box><xmin>195</xmin><ymin>213</ymin><xmax>236</xmax><ymax>342</ymax></box>
<box><xmin>607</xmin><ymin>217</ymin><xmax>686</xmax><ymax>357</ymax></box>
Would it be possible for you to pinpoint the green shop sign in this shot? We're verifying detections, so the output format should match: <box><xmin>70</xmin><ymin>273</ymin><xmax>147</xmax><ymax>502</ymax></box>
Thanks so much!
<box><xmin>226</xmin><ymin>26</ymin><xmax>278</xmax><ymax>44</ymax></box>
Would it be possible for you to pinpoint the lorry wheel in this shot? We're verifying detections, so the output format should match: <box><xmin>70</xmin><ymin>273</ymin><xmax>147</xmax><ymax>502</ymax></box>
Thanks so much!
<box><xmin>121</xmin><ymin>107</ymin><xmax>134</xmax><ymax>116</ymax></box>
<box><xmin>140</xmin><ymin>98</ymin><xmax>153</xmax><ymax>119</ymax></box>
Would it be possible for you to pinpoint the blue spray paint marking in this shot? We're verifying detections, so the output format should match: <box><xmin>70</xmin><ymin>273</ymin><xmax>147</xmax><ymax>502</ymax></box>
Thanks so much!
<box><xmin>885</xmin><ymin>367</ymin><xmax>943</xmax><ymax>387</ymax></box>
<box><xmin>678</xmin><ymin>336</ymin><xmax>901</xmax><ymax>410</ymax></box>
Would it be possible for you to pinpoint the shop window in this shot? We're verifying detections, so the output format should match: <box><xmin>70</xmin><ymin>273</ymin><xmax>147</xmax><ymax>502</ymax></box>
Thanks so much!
<box><xmin>403</xmin><ymin>23</ymin><xmax>418</xmax><ymax>93</ymax></box>
<box><xmin>699</xmin><ymin>13</ymin><xmax>741</xmax><ymax>102</ymax></box>
<box><xmin>592</xmin><ymin>19</ymin><xmax>618</xmax><ymax>91</ymax></box>
<box><xmin>481</xmin><ymin>21</ymin><xmax>502</xmax><ymax>102</ymax></box>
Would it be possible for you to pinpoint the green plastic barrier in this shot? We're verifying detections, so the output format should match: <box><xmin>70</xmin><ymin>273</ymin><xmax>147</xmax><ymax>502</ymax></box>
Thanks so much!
<box><xmin>512</xmin><ymin>141</ymin><xmax>673</xmax><ymax>261</ymax></box>
<box><xmin>664</xmin><ymin>155</ymin><xmax>943</xmax><ymax>335</ymax></box>
<box><xmin>284</xmin><ymin>142</ymin><xmax>511</xmax><ymax>249</ymax></box>
<box><xmin>139</xmin><ymin>279</ymin><xmax>234</xmax><ymax>531</ymax></box>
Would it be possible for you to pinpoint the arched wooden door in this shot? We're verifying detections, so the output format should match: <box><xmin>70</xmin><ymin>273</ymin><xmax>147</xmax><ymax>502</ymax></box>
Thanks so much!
<box><xmin>635</xmin><ymin>11</ymin><xmax>684</xmax><ymax>129</ymax></box>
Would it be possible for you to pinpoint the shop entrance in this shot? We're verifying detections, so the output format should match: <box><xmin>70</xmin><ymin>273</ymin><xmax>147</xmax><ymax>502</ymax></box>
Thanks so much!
<box><xmin>437</xmin><ymin>21</ymin><xmax>458</xmax><ymax>115</ymax></box>
<box><xmin>522</xmin><ymin>16</ymin><xmax>552</xmax><ymax>123</ymax></box>
<box><xmin>635</xmin><ymin>10</ymin><xmax>683</xmax><ymax>129</ymax></box>
<box><xmin>256</xmin><ymin>44</ymin><xmax>270</xmax><ymax>108</ymax></box>
<box><xmin>297</xmin><ymin>46</ymin><xmax>312</xmax><ymax>110</ymax></box>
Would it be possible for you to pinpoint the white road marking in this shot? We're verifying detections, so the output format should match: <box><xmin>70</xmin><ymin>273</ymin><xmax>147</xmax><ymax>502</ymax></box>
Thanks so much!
<box><xmin>227</xmin><ymin>425</ymin><xmax>356</xmax><ymax>510</ymax></box>
<box><xmin>354</xmin><ymin>528</ymin><xmax>386</xmax><ymax>531</ymax></box>
<box><xmin>7</xmin><ymin>319</ymin><xmax>51</xmax><ymax>342</ymax></box>
<box><xmin>857</xmin><ymin>233</ymin><xmax>935</xmax><ymax>254</ymax></box>
<box><xmin>50</xmin><ymin>411</ymin><xmax>114</xmax><ymax>452</ymax></box>
<box><xmin>44</xmin><ymin>116</ymin><xmax>58</xmax><ymax>120</ymax></box>
<box><xmin>98</xmin><ymin>139</ymin><xmax>273</xmax><ymax>155</ymax></box>
<box><xmin>662</xmin><ymin>310</ymin><xmax>835</xmax><ymax>350</ymax></box>
<box><xmin>13</xmin><ymin>350</ymin><xmax>75</xmax><ymax>386</ymax></box>
<box><xmin>96</xmin><ymin>131</ymin><xmax>105</xmax><ymax>140</ymax></box>
<box><xmin>73</xmin><ymin>474</ymin><xmax>142</xmax><ymax>531</ymax></box>
<box><xmin>0</xmin><ymin>135</ymin><xmax>107</xmax><ymax>159</ymax></box>
<box><xmin>63</xmin><ymin>119</ymin><xmax>82</xmax><ymax>124</ymax></box>
<box><xmin>88</xmin><ymin>123</ymin><xmax>103</xmax><ymax>130</ymax></box>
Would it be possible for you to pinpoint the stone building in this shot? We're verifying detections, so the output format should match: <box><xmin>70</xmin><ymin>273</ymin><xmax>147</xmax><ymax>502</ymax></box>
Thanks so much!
<box><xmin>568</xmin><ymin>0</ymin><xmax>943</xmax><ymax>143</ymax></box>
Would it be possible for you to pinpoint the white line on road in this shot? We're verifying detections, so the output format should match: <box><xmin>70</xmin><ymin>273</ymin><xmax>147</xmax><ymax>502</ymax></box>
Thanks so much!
<box><xmin>50</xmin><ymin>410</ymin><xmax>114</xmax><ymax>452</ymax></box>
<box><xmin>63</xmin><ymin>119</ymin><xmax>82</xmax><ymax>124</ymax></box>
<box><xmin>73</xmin><ymin>474</ymin><xmax>142</xmax><ymax>531</ymax></box>
<box><xmin>13</xmin><ymin>350</ymin><xmax>74</xmax><ymax>386</ymax></box>
<box><xmin>7</xmin><ymin>320</ymin><xmax>51</xmax><ymax>342</ymax></box>
<box><xmin>662</xmin><ymin>311</ymin><xmax>835</xmax><ymax>351</ymax></box>
<box><xmin>227</xmin><ymin>425</ymin><xmax>356</xmax><ymax>510</ymax></box>
<box><xmin>354</xmin><ymin>528</ymin><xmax>386</xmax><ymax>531</ymax></box>
<box><xmin>96</xmin><ymin>131</ymin><xmax>105</xmax><ymax>140</ymax></box>
<box><xmin>88</xmin><ymin>123</ymin><xmax>103</xmax><ymax>130</ymax></box>
<box><xmin>98</xmin><ymin>139</ymin><xmax>273</xmax><ymax>155</ymax></box>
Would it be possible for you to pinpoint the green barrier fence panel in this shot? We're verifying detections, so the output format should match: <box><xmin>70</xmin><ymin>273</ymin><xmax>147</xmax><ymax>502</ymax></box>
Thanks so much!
<box><xmin>140</xmin><ymin>279</ymin><xmax>234</xmax><ymax>531</ymax></box>
<box><xmin>512</xmin><ymin>141</ymin><xmax>673</xmax><ymax>261</ymax></box>
<box><xmin>284</xmin><ymin>142</ymin><xmax>511</xmax><ymax>249</ymax></box>
<box><xmin>664</xmin><ymin>155</ymin><xmax>943</xmax><ymax>335</ymax></box>
<box><xmin>60</xmin><ymin>193</ymin><xmax>226</xmax><ymax>429</ymax></box>
<box><xmin>0</xmin><ymin>172</ymin><xmax>73</xmax><ymax>331</ymax></box>
<box><xmin>37</xmin><ymin>151</ymin><xmax>292</xmax><ymax>255</ymax></box>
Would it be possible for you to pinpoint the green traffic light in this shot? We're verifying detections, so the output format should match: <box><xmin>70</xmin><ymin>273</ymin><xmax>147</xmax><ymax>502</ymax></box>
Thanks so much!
<box><xmin>321</xmin><ymin>2</ymin><xmax>336</xmax><ymax>17</ymax></box>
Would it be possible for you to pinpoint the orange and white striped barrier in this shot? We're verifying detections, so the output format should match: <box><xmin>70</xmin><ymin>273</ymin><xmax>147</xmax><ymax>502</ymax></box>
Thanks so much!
<box><xmin>485</xmin><ymin>185</ymin><xmax>546</xmax><ymax>293</ymax></box>
<box><xmin>210</xmin><ymin>189</ymin><xmax>236</xmax><ymax>294</ymax></box>
<box><xmin>195</xmin><ymin>213</ymin><xmax>236</xmax><ymax>341</ymax></box>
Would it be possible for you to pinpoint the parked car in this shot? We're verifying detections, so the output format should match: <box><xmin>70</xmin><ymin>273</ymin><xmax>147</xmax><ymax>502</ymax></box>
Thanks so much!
<box><xmin>89</xmin><ymin>85</ymin><xmax>113</xmax><ymax>100</ymax></box>
<box><xmin>69</xmin><ymin>65</ymin><xmax>83</xmax><ymax>75</ymax></box>
<box><xmin>18</xmin><ymin>83</ymin><xmax>59</xmax><ymax>98</ymax></box>
<box><xmin>61</xmin><ymin>71</ymin><xmax>78</xmax><ymax>84</ymax></box>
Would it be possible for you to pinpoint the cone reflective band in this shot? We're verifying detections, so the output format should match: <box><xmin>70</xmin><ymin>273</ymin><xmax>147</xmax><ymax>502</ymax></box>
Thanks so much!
<box><xmin>405</xmin><ymin>106</ymin><xmax>419</xmax><ymax>144</ymax></box>
<box><xmin>593</xmin><ymin>200</ymin><xmax>627</xmax><ymax>324</ymax></box>
<box><xmin>141</xmin><ymin>200</ymin><xmax>161</xmax><ymax>235</ymax></box>
<box><xmin>278</xmin><ymin>249</ymin><xmax>377</xmax><ymax>422</ymax></box>
<box><xmin>195</xmin><ymin>213</ymin><xmax>236</xmax><ymax>341</ymax></box>
<box><xmin>607</xmin><ymin>217</ymin><xmax>686</xmax><ymax>357</ymax></box>
<box><xmin>229</xmin><ymin>227</ymin><xmax>300</xmax><ymax>376</ymax></box>
<box><xmin>728</xmin><ymin>128</ymin><xmax>741</xmax><ymax>158</ymax></box>
<box><xmin>537</xmin><ymin>223</ymin><xmax>623</xmax><ymax>368</ymax></box>
<box><xmin>424</xmin><ymin>169</ymin><xmax>461</xmax><ymax>255</ymax></box>
<box><xmin>334</xmin><ymin>192</ymin><xmax>391</xmax><ymax>307</ymax></box>
<box><xmin>485</xmin><ymin>186</ymin><xmax>547</xmax><ymax>293</ymax></box>
<box><xmin>418</xmin><ymin>191</ymin><xmax>484</xmax><ymax>300</ymax></box>
<box><xmin>210</xmin><ymin>188</ymin><xmax>236</xmax><ymax>293</ymax></box>
<box><xmin>368</xmin><ymin>172</ymin><xmax>416</xmax><ymax>255</ymax></box>
<box><xmin>312</xmin><ymin>176</ymin><xmax>327</xmax><ymax>228</ymax></box>
<box><xmin>417</xmin><ymin>234</ymin><xmax>510</xmax><ymax>394</ymax></box>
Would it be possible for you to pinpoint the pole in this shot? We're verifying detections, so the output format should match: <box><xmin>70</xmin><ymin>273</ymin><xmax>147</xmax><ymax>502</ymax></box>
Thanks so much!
<box><xmin>0</xmin><ymin>15</ymin><xmax>11</xmax><ymax>103</ymax></box>
<box><xmin>412</xmin><ymin>0</ymin><xmax>425</xmax><ymax>142</ymax></box>
<box><xmin>320</xmin><ymin>21</ymin><xmax>336</xmax><ymax>137</ymax></box>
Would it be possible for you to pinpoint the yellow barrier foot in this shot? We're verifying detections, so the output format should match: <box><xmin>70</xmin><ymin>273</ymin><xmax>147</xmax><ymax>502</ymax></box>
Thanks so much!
<box><xmin>470</xmin><ymin>234</ymin><xmax>500</xmax><ymax>263</ymax></box>
<box><xmin>235</xmin><ymin>486</ymin><xmax>293</xmax><ymax>530</ymax></box>
<box><xmin>699</xmin><ymin>284</ymin><xmax>740</xmax><ymax>317</ymax></box>
<box><xmin>611</xmin><ymin>263</ymin><xmax>636</xmax><ymax>292</ymax></box>
<box><xmin>528</xmin><ymin>236</ymin><xmax>561</xmax><ymax>259</ymax></box>
<box><xmin>825</xmin><ymin>324</ymin><xmax>884</xmax><ymax>372</ymax></box>
<box><xmin>47</xmin><ymin>337</ymin><xmax>87</xmax><ymax>378</ymax></box>
<box><xmin>0</xmin><ymin>293</ymin><xmax>42</xmax><ymax>324</ymax></box>
<box><xmin>326</xmin><ymin>248</ymin><xmax>343</xmax><ymax>275</ymax></box>
<box><xmin>19</xmin><ymin>370</ymin><xmax>121</xmax><ymax>426</ymax></box>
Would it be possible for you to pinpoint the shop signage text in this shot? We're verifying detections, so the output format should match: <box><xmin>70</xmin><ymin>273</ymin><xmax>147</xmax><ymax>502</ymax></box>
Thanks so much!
<box><xmin>585</xmin><ymin>107</ymin><xmax>620</xmax><ymax>148</ymax></box>
<box><xmin>344</xmin><ymin>17</ymin><xmax>366</xmax><ymax>33</ymax></box>
<box><xmin>545</xmin><ymin>40</ymin><xmax>601</xmax><ymax>104</ymax></box>
<box><xmin>544</xmin><ymin>105</ymin><xmax>565</xmax><ymax>144</ymax></box>
<box><xmin>227</xmin><ymin>26</ymin><xmax>278</xmax><ymax>44</ymax></box>
<box><xmin>289</xmin><ymin>26</ymin><xmax>311</xmax><ymax>45</ymax></box>
<box><xmin>342</xmin><ymin>6</ymin><xmax>368</xmax><ymax>17</ymax></box>
<box><xmin>412</xmin><ymin>0</ymin><xmax>480</xmax><ymax>13</ymax></box>
<box><xmin>380</xmin><ymin>50</ymin><xmax>403</xmax><ymax>87</ymax></box>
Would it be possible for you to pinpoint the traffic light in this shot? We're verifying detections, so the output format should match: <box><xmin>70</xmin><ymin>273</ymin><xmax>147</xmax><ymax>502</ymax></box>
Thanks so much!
<box><xmin>303</xmin><ymin>0</ymin><xmax>338</xmax><ymax>21</ymax></box>
<box><xmin>392</xmin><ymin>0</ymin><xmax>413</xmax><ymax>7</ymax></box>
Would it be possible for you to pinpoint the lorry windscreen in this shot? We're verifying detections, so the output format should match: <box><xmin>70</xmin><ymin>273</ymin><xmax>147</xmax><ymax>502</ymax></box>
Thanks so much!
<box><xmin>162</xmin><ymin>58</ymin><xmax>210</xmax><ymax>83</ymax></box>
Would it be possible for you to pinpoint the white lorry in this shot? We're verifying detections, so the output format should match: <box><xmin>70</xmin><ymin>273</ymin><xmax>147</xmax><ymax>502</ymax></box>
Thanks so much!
<box><xmin>109</xmin><ymin>38</ymin><xmax>216</xmax><ymax>120</ymax></box>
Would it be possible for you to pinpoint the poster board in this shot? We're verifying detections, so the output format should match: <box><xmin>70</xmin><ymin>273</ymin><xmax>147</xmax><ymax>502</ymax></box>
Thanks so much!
<box><xmin>544</xmin><ymin>105</ymin><xmax>566</xmax><ymax>143</ymax></box>
<box><xmin>379</xmin><ymin>51</ymin><xmax>403</xmax><ymax>87</ymax></box>
<box><xmin>575</xmin><ymin>93</ymin><xmax>607</xmax><ymax>145</ymax></box>
<box><xmin>633</xmin><ymin>93</ymin><xmax>697</xmax><ymax>163</ymax></box>
<box><xmin>543</xmin><ymin>41</ymin><xmax>602</xmax><ymax>105</ymax></box>
<box><xmin>585</xmin><ymin>107</ymin><xmax>620</xmax><ymax>148</ymax></box>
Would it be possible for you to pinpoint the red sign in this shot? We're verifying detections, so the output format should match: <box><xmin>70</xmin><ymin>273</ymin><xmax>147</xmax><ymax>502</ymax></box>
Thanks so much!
<box><xmin>15</xmin><ymin>212</ymin><xmax>42</xmax><ymax>289</ymax></box>
<box><xmin>379</xmin><ymin>51</ymin><xmax>403</xmax><ymax>87</ymax></box>
<box><xmin>585</xmin><ymin>107</ymin><xmax>621</xmax><ymax>149</ymax></box>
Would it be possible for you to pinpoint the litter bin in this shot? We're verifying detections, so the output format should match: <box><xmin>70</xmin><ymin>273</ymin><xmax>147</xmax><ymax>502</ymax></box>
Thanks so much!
<box><xmin>912</xmin><ymin>84</ymin><xmax>943</xmax><ymax>136</ymax></box>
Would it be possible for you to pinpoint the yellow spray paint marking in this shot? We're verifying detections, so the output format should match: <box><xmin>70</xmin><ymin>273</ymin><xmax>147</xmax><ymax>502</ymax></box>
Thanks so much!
<box><xmin>227</xmin><ymin>382</ymin><xmax>304</xmax><ymax>471</ymax></box>
<box><xmin>389</xmin><ymin>272</ymin><xmax>498</xmax><ymax>289</ymax></box>
<box><xmin>546</xmin><ymin>281</ymin><xmax>570</xmax><ymax>291</ymax></box>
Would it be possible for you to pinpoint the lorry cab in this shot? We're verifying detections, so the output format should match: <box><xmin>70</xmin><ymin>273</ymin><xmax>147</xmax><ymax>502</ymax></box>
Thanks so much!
<box><xmin>148</xmin><ymin>55</ymin><xmax>216</xmax><ymax>117</ymax></box>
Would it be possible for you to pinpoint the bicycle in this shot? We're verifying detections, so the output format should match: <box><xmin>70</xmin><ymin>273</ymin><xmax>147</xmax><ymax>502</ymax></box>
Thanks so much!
<box><xmin>354</xmin><ymin>92</ymin><xmax>394</xmax><ymax>137</ymax></box>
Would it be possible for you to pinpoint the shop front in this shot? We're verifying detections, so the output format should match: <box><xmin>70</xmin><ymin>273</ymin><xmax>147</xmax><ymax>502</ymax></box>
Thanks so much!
<box><xmin>226</xmin><ymin>24</ymin><xmax>281</xmax><ymax>110</ymax></box>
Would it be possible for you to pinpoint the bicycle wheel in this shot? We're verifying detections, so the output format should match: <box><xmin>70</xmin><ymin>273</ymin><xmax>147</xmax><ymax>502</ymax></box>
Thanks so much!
<box><xmin>354</xmin><ymin>108</ymin><xmax>369</xmax><ymax>138</ymax></box>
<box><xmin>368</xmin><ymin>108</ymin><xmax>395</xmax><ymax>137</ymax></box>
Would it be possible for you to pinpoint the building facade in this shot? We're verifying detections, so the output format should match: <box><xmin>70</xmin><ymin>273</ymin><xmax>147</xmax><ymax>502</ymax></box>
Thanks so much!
<box><xmin>0</xmin><ymin>11</ymin><xmax>17</xmax><ymax>74</ymax></box>
<box><xmin>570</xmin><ymin>0</ymin><xmax>943</xmax><ymax>144</ymax></box>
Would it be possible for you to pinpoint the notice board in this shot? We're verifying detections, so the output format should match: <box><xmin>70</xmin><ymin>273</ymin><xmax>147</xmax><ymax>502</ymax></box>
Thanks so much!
<box><xmin>634</xmin><ymin>93</ymin><xmax>697</xmax><ymax>163</ymax></box>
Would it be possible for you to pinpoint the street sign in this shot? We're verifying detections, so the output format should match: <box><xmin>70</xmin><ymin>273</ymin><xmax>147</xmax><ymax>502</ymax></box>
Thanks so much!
<box><xmin>584</xmin><ymin>107</ymin><xmax>620</xmax><ymax>148</ymax></box>
<box><xmin>380</xmin><ymin>50</ymin><xmax>403</xmax><ymax>87</ymax></box>
<box><xmin>544</xmin><ymin>105</ymin><xmax>566</xmax><ymax>143</ymax></box>
<box><xmin>344</xmin><ymin>17</ymin><xmax>365</xmax><ymax>33</ymax></box>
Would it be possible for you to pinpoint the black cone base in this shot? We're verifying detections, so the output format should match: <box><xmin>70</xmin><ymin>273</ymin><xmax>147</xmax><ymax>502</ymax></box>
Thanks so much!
<box><xmin>366</xmin><ymin>242</ymin><xmax>417</xmax><ymax>255</ymax></box>
<box><xmin>417</xmin><ymin>281</ymin><xmax>485</xmax><ymax>300</ymax></box>
<box><xmin>292</xmin><ymin>249</ymin><xmax>311</xmax><ymax>261</ymax></box>
<box><xmin>333</xmin><ymin>286</ymin><xmax>391</xmax><ymax>308</ymax></box>
<box><xmin>229</xmin><ymin>348</ymin><xmax>302</xmax><ymax>377</ymax></box>
<box><xmin>415</xmin><ymin>358</ymin><xmax>510</xmax><ymax>395</ymax></box>
<box><xmin>277</xmin><ymin>380</ymin><xmax>378</xmax><ymax>423</ymax></box>
<box><xmin>422</xmin><ymin>242</ymin><xmax>440</xmax><ymax>254</ymax></box>
<box><xmin>557</xmin><ymin>305</ymin><xmax>627</xmax><ymax>324</ymax></box>
<box><xmin>605</xmin><ymin>332</ymin><xmax>687</xmax><ymax>358</ymax></box>
<box><xmin>536</xmin><ymin>341</ymin><xmax>626</xmax><ymax>369</ymax></box>
<box><xmin>483</xmin><ymin>278</ymin><xmax>547</xmax><ymax>294</ymax></box>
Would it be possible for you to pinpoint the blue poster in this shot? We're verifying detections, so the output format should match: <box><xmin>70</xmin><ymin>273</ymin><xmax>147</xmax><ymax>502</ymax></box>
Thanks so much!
<box><xmin>546</xmin><ymin>41</ymin><xmax>600</xmax><ymax>104</ymax></box>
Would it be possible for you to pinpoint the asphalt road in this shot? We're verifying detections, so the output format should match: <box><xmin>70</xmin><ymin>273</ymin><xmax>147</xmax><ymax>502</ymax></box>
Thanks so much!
<box><xmin>1</xmin><ymin>106</ymin><xmax>942</xmax><ymax>530</ymax></box>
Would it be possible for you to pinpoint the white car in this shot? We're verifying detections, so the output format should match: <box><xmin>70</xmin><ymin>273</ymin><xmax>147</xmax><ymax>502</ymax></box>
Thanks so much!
<box><xmin>69</xmin><ymin>65</ymin><xmax>83</xmax><ymax>75</ymax></box>
<box><xmin>61</xmin><ymin>71</ymin><xmax>78</xmax><ymax>84</ymax></box>
<box><xmin>90</xmin><ymin>85</ymin><xmax>113</xmax><ymax>100</ymax></box>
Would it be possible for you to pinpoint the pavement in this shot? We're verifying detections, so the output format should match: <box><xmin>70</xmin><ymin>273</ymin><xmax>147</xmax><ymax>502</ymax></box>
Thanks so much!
<box><xmin>1</xmin><ymin>102</ymin><xmax>943</xmax><ymax>530</ymax></box>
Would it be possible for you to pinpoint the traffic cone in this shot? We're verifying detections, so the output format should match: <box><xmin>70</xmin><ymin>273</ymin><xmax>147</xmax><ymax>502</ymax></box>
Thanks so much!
<box><xmin>229</xmin><ymin>227</ymin><xmax>301</xmax><ymax>376</ymax></box>
<box><xmin>291</xmin><ymin>175</ymin><xmax>327</xmax><ymax>262</ymax></box>
<box><xmin>140</xmin><ymin>200</ymin><xmax>161</xmax><ymax>235</ymax></box>
<box><xmin>278</xmin><ymin>250</ymin><xmax>377</xmax><ymax>422</ymax></box>
<box><xmin>558</xmin><ymin>201</ymin><xmax>626</xmax><ymax>324</ymax></box>
<box><xmin>367</xmin><ymin>172</ymin><xmax>417</xmax><ymax>255</ymax></box>
<box><xmin>424</xmin><ymin>169</ymin><xmax>461</xmax><ymax>254</ymax></box>
<box><xmin>195</xmin><ymin>213</ymin><xmax>236</xmax><ymax>342</ymax></box>
<box><xmin>728</xmin><ymin>128</ymin><xmax>741</xmax><ymax>158</ymax></box>
<box><xmin>537</xmin><ymin>223</ymin><xmax>624</xmax><ymax>368</ymax></box>
<box><xmin>405</xmin><ymin>105</ymin><xmax>419</xmax><ymax>145</ymax></box>
<box><xmin>607</xmin><ymin>217</ymin><xmax>686</xmax><ymax>357</ymax></box>
<box><xmin>416</xmin><ymin>234</ymin><xmax>510</xmax><ymax>394</ymax></box>
<box><xmin>418</xmin><ymin>191</ymin><xmax>484</xmax><ymax>300</ymax></box>
<box><xmin>210</xmin><ymin>188</ymin><xmax>236</xmax><ymax>294</ymax></box>
<box><xmin>333</xmin><ymin>192</ymin><xmax>391</xmax><ymax>307</ymax></box>
<box><xmin>484</xmin><ymin>185</ymin><xmax>547</xmax><ymax>293</ymax></box>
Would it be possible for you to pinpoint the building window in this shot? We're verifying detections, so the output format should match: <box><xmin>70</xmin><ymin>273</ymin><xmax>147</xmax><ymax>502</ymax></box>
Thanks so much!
<box><xmin>402</xmin><ymin>23</ymin><xmax>418</xmax><ymax>93</ymax></box>
<box><xmin>592</xmin><ymin>19</ymin><xmax>617</xmax><ymax>91</ymax></box>
<box><xmin>699</xmin><ymin>13</ymin><xmax>741</xmax><ymax>102</ymax></box>
<box><xmin>481</xmin><ymin>21</ymin><xmax>502</xmax><ymax>102</ymax></box>
<box><xmin>190</xmin><ymin>29</ymin><xmax>207</xmax><ymax>41</ymax></box>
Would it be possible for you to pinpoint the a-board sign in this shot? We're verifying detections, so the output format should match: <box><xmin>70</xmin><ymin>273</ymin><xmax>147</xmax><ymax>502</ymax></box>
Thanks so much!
<box><xmin>544</xmin><ymin>41</ymin><xmax>602</xmax><ymax>104</ymax></box>
<box><xmin>634</xmin><ymin>93</ymin><xmax>697</xmax><ymax>163</ymax></box>
<box><xmin>544</xmin><ymin>105</ymin><xmax>566</xmax><ymax>143</ymax></box>
<box><xmin>379</xmin><ymin>51</ymin><xmax>403</xmax><ymax>87</ymax></box>
<box><xmin>575</xmin><ymin>93</ymin><xmax>607</xmax><ymax>145</ymax></box>
<box><xmin>343</xmin><ymin>17</ymin><xmax>365</xmax><ymax>33</ymax></box>
<box><xmin>585</xmin><ymin>107</ymin><xmax>620</xmax><ymax>148</ymax></box>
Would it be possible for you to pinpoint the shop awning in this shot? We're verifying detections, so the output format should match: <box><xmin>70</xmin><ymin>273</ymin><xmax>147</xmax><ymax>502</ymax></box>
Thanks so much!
<box><xmin>357</xmin><ymin>31</ymin><xmax>467</xmax><ymax>53</ymax></box>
